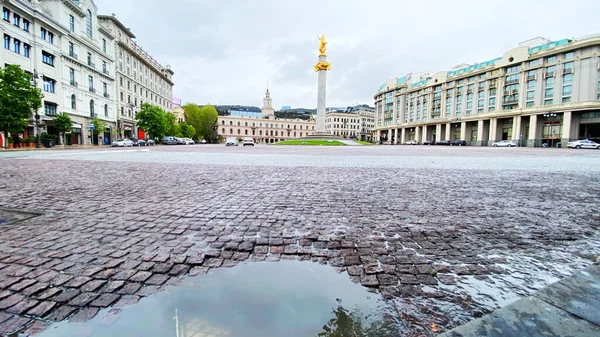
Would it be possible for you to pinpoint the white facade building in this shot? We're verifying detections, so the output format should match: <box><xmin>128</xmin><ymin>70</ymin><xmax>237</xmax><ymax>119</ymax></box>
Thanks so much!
<box><xmin>325</xmin><ymin>105</ymin><xmax>375</xmax><ymax>141</ymax></box>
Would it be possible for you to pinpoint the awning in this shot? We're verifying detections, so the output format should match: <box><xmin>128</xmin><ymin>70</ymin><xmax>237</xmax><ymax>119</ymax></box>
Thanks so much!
<box><xmin>72</xmin><ymin>123</ymin><xmax>82</xmax><ymax>129</ymax></box>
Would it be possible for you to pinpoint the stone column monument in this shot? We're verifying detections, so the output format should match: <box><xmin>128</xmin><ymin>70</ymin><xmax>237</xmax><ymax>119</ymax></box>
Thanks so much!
<box><xmin>313</xmin><ymin>35</ymin><xmax>331</xmax><ymax>137</ymax></box>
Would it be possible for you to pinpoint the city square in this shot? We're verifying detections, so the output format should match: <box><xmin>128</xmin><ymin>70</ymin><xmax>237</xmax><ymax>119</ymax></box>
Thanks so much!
<box><xmin>1</xmin><ymin>145</ymin><xmax>599</xmax><ymax>335</ymax></box>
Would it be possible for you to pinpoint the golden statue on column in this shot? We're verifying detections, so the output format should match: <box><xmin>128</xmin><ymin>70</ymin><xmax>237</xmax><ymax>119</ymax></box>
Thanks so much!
<box><xmin>314</xmin><ymin>34</ymin><xmax>331</xmax><ymax>72</ymax></box>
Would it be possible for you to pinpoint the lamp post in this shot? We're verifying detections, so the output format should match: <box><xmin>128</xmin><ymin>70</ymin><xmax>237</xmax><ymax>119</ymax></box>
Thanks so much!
<box><xmin>30</xmin><ymin>70</ymin><xmax>42</xmax><ymax>148</ymax></box>
<box><xmin>543</xmin><ymin>112</ymin><xmax>557</xmax><ymax>148</ymax></box>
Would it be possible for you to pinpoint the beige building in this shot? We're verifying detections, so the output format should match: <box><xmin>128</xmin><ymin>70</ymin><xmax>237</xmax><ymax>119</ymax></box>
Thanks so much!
<box><xmin>217</xmin><ymin>88</ymin><xmax>316</xmax><ymax>143</ymax></box>
<box><xmin>98</xmin><ymin>14</ymin><xmax>174</xmax><ymax>140</ymax></box>
<box><xmin>173</xmin><ymin>104</ymin><xmax>185</xmax><ymax>123</ymax></box>
<box><xmin>325</xmin><ymin>106</ymin><xmax>375</xmax><ymax>141</ymax></box>
<box><xmin>374</xmin><ymin>35</ymin><xmax>600</xmax><ymax>146</ymax></box>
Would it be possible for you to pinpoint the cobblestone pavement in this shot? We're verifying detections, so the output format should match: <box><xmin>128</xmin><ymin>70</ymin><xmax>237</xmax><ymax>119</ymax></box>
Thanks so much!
<box><xmin>0</xmin><ymin>145</ymin><xmax>599</xmax><ymax>336</ymax></box>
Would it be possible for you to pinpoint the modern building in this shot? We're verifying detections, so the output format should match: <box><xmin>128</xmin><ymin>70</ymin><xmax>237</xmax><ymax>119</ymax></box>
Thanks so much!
<box><xmin>373</xmin><ymin>35</ymin><xmax>600</xmax><ymax>146</ymax></box>
<box><xmin>1</xmin><ymin>0</ymin><xmax>118</xmax><ymax>145</ymax></box>
<box><xmin>98</xmin><ymin>13</ymin><xmax>174</xmax><ymax>140</ymax></box>
<box><xmin>217</xmin><ymin>88</ymin><xmax>316</xmax><ymax>143</ymax></box>
<box><xmin>325</xmin><ymin>105</ymin><xmax>375</xmax><ymax>141</ymax></box>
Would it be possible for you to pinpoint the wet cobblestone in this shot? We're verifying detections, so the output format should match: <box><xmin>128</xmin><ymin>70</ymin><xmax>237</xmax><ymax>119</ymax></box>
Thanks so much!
<box><xmin>0</xmin><ymin>147</ymin><xmax>599</xmax><ymax>335</ymax></box>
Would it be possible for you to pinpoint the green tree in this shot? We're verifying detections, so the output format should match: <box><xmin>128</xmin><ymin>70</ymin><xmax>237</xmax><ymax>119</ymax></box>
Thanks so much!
<box><xmin>179</xmin><ymin>123</ymin><xmax>196</xmax><ymax>139</ymax></box>
<box><xmin>91</xmin><ymin>118</ymin><xmax>107</xmax><ymax>145</ymax></box>
<box><xmin>135</xmin><ymin>103</ymin><xmax>168</xmax><ymax>140</ymax></box>
<box><xmin>183</xmin><ymin>103</ymin><xmax>202</xmax><ymax>138</ymax></box>
<box><xmin>198</xmin><ymin>105</ymin><xmax>219</xmax><ymax>143</ymax></box>
<box><xmin>53</xmin><ymin>113</ymin><xmax>73</xmax><ymax>147</ymax></box>
<box><xmin>165</xmin><ymin>112</ymin><xmax>180</xmax><ymax>137</ymax></box>
<box><xmin>0</xmin><ymin>65</ymin><xmax>43</xmax><ymax>148</ymax></box>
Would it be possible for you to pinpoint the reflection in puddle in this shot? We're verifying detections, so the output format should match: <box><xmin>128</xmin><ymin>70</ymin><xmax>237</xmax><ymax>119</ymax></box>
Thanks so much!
<box><xmin>37</xmin><ymin>260</ymin><xmax>399</xmax><ymax>337</ymax></box>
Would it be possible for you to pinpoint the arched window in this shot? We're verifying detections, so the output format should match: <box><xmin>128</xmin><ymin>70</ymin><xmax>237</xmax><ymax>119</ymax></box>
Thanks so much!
<box><xmin>245</xmin><ymin>129</ymin><xmax>248</xmax><ymax>135</ymax></box>
<box><xmin>294</xmin><ymin>125</ymin><xmax>296</xmax><ymax>130</ymax></box>
<box><xmin>245</xmin><ymin>122</ymin><xmax>248</xmax><ymax>127</ymax></box>
<box><xmin>312</xmin><ymin>126</ymin><xmax>315</xmax><ymax>130</ymax></box>
<box><xmin>275</xmin><ymin>131</ymin><xmax>278</xmax><ymax>136</ymax></box>
<box><xmin>104</xmin><ymin>104</ymin><xmax>108</xmax><ymax>117</ymax></box>
<box><xmin>221</xmin><ymin>120</ymin><xmax>225</xmax><ymax>125</ymax></box>
<box><xmin>300</xmin><ymin>125</ymin><xmax>303</xmax><ymax>130</ymax></box>
<box><xmin>229</xmin><ymin>121</ymin><xmax>233</xmax><ymax>126</ymax></box>
<box><xmin>259</xmin><ymin>123</ymin><xmax>262</xmax><ymax>127</ymax></box>
<box><xmin>252</xmin><ymin>130</ymin><xmax>255</xmax><ymax>135</ymax></box>
<box><xmin>222</xmin><ymin>128</ymin><xmax>225</xmax><ymax>134</ymax></box>
<box><xmin>71</xmin><ymin>94</ymin><xmax>76</xmax><ymax>109</ymax></box>
<box><xmin>237</xmin><ymin>121</ymin><xmax>240</xmax><ymax>126</ymax></box>
<box><xmin>259</xmin><ymin>130</ymin><xmax>262</xmax><ymax>135</ymax></box>
<box><xmin>230</xmin><ymin>128</ymin><xmax>233</xmax><ymax>134</ymax></box>
<box><xmin>237</xmin><ymin>129</ymin><xmax>240</xmax><ymax>135</ymax></box>
<box><xmin>270</xmin><ymin>130</ymin><xmax>273</xmax><ymax>136</ymax></box>
<box><xmin>300</xmin><ymin>132</ymin><xmax>303</xmax><ymax>137</ymax></box>
<box><xmin>86</xmin><ymin>10</ymin><xmax>93</xmax><ymax>38</ymax></box>
<box><xmin>89</xmin><ymin>100</ymin><xmax>94</xmax><ymax>117</ymax></box>
<box><xmin>252</xmin><ymin>122</ymin><xmax>255</xmax><ymax>127</ymax></box>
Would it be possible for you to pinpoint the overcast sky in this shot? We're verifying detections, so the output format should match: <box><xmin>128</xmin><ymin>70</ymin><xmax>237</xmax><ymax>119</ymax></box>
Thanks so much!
<box><xmin>98</xmin><ymin>0</ymin><xmax>599</xmax><ymax>109</ymax></box>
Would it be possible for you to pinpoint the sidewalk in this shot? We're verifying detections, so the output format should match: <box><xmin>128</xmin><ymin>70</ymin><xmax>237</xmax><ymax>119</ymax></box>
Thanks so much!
<box><xmin>1</xmin><ymin>145</ymin><xmax>103</xmax><ymax>151</ymax></box>
<box><xmin>441</xmin><ymin>263</ymin><xmax>600</xmax><ymax>337</ymax></box>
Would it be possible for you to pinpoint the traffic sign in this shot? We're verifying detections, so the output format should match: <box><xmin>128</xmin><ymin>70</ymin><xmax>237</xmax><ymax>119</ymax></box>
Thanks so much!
<box><xmin>90</xmin><ymin>122</ymin><xmax>94</xmax><ymax>131</ymax></box>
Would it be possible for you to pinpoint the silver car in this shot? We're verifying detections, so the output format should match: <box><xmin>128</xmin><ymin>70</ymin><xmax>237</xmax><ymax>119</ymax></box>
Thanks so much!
<box><xmin>567</xmin><ymin>140</ymin><xmax>600</xmax><ymax>149</ymax></box>
<box><xmin>492</xmin><ymin>140</ymin><xmax>516</xmax><ymax>147</ymax></box>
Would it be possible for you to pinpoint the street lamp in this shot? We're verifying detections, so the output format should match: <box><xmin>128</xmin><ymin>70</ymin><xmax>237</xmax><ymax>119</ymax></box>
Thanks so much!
<box><xmin>30</xmin><ymin>70</ymin><xmax>42</xmax><ymax>148</ymax></box>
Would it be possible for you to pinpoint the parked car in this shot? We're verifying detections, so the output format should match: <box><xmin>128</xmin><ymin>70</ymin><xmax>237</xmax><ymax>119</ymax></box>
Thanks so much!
<box><xmin>492</xmin><ymin>140</ymin><xmax>516</xmax><ymax>147</ymax></box>
<box><xmin>146</xmin><ymin>139</ymin><xmax>155</xmax><ymax>146</ymax></box>
<box><xmin>225</xmin><ymin>137</ymin><xmax>239</xmax><ymax>146</ymax></box>
<box><xmin>436</xmin><ymin>140</ymin><xmax>451</xmax><ymax>145</ymax></box>
<box><xmin>567</xmin><ymin>139</ymin><xmax>600</xmax><ymax>149</ymax></box>
<box><xmin>451</xmin><ymin>140</ymin><xmax>467</xmax><ymax>146</ymax></box>
<box><xmin>404</xmin><ymin>140</ymin><xmax>418</xmax><ymax>145</ymax></box>
<box><xmin>175</xmin><ymin>137</ymin><xmax>185</xmax><ymax>145</ymax></box>
<box><xmin>242</xmin><ymin>137</ymin><xmax>255</xmax><ymax>146</ymax></box>
<box><xmin>112</xmin><ymin>139</ymin><xmax>134</xmax><ymax>147</ymax></box>
<box><xmin>161</xmin><ymin>136</ymin><xmax>178</xmax><ymax>145</ymax></box>
<box><xmin>132</xmin><ymin>139</ymin><xmax>146</xmax><ymax>146</ymax></box>
<box><xmin>194</xmin><ymin>139</ymin><xmax>207</xmax><ymax>144</ymax></box>
<box><xmin>423</xmin><ymin>140</ymin><xmax>435</xmax><ymax>145</ymax></box>
<box><xmin>182</xmin><ymin>138</ymin><xmax>195</xmax><ymax>145</ymax></box>
<box><xmin>199</xmin><ymin>139</ymin><xmax>207</xmax><ymax>144</ymax></box>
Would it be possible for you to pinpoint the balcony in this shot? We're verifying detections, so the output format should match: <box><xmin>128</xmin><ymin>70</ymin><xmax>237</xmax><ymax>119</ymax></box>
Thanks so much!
<box><xmin>89</xmin><ymin>87</ymin><xmax>95</xmax><ymax>93</ymax></box>
<box><xmin>562</xmin><ymin>68</ymin><xmax>573</xmax><ymax>75</ymax></box>
<box><xmin>526</xmin><ymin>75</ymin><xmax>536</xmax><ymax>80</ymax></box>
<box><xmin>103</xmin><ymin>69</ymin><xmax>109</xmax><ymax>75</ymax></box>
<box><xmin>70</xmin><ymin>81</ymin><xmax>78</xmax><ymax>87</ymax></box>
<box><xmin>545</xmin><ymin>71</ymin><xmax>555</xmax><ymax>78</ymax></box>
<box><xmin>68</xmin><ymin>52</ymin><xmax>78</xmax><ymax>59</ymax></box>
<box><xmin>88</xmin><ymin>61</ymin><xmax>95</xmax><ymax>68</ymax></box>
<box><xmin>505</xmin><ymin>79</ymin><xmax>519</xmax><ymax>85</ymax></box>
<box><xmin>503</xmin><ymin>97</ymin><xmax>519</xmax><ymax>104</ymax></box>
<box><xmin>103</xmin><ymin>92</ymin><xmax>110</xmax><ymax>98</ymax></box>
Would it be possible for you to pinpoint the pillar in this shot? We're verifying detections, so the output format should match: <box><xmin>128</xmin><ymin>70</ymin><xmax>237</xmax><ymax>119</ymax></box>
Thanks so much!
<box><xmin>316</xmin><ymin>55</ymin><xmax>328</xmax><ymax>134</ymax></box>
<box><xmin>477</xmin><ymin>120</ymin><xmax>484</xmax><ymax>146</ymax></box>
<box><xmin>489</xmin><ymin>118</ymin><xmax>498</xmax><ymax>145</ymax></box>
<box><xmin>393</xmin><ymin>128</ymin><xmax>398</xmax><ymax>145</ymax></box>
<box><xmin>512</xmin><ymin>116</ymin><xmax>522</xmax><ymax>143</ymax></box>
<box><xmin>400</xmin><ymin>128</ymin><xmax>406</xmax><ymax>144</ymax></box>
<box><xmin>422</xmin><ymin>125</ymin><xmax>429</xmax><ymax>143</ymax></box>
<box><xmin>435</xmin><ymin>124</ymin><xmax>442</xmax><ymax>142</ymax></box>
<box><xmin>562</xmin><ymin>111</ymin><xmax>572</xmax><ymax>145</ymax></box>
<box><xmin>460</xmin><ymin>122</ymin><xmax>467</xmax><ymax>141</ymax></box>
<box><xmin>445</xmin><ymin>123</ymin><xmax>451</xmax><ymax>141</ymax></box>
<box><xmin>415</xmin><ymin>126</ymin><xmax>421</xmax><ymax>143</ymax></box>
<box><xmin>376</xmin><ymin>130</ymin><xmax>381</xmax><ymax>143</ymax></box>
<box><xmin>528</xmin><ymin>115</ymin><xmax>538</xmax><ymax>147</ymax></box>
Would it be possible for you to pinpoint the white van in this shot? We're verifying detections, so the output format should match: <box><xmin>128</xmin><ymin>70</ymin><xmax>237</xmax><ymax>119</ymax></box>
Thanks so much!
<box><xmin>242</xmin><ymin>137</ymin><xmax>255</xmax><ymax>146</ymax></box>
<box><xmin>225</xmin><ymin>137</ymin><xmax>238</xmax><ymax>146</ymax></box>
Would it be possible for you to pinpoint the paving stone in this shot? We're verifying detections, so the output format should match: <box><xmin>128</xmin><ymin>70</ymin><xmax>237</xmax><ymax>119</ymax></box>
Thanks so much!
<box><xmin>46</xmin><ymin>305</ymin><xmax>77</xmax><ymax>321</ymax></box>
<box><xmin>55</xmin><ymin>289</ymin><xmax>81</xmax><ymax>303</ymax></box>
<box><xmin>9</xmin><ymin>279</ymin><xmax>36</xmax><ymax>292</ymax></box>
<box><xmin>65</xmin><ymin>276</ymin><xmax>92</xmax><ymax>288</ymax></box>
<box><xmin>104</xmin><ymin>280</ymin><xmax>125</xmax><ymax>293</ymax></box>
<box><xmin>152</xmin><ymin>263</ymin><xmax>174</xmax><ymax>274</ymax></box>
<box><xmin>0</xmin><ymin>294</ymin><xmax>24</xmax><ymax>310</ymax></box>
<box><xmin>69</xmin><ymin>307</ymin><xmax>99</xmax><ymax>323</ymax></box>
<box><xmin>6</xmin><ymin>299</ymin><xmax>39</xmax><ymax>314</ymax></box>
<box><xmin>36</xmin><ymin>287</ymin><xmax>62</xmax><ymax>300</ymax></box>
<box><xmin>0</xmin><ymin>277</ymin><xmax>23</xmax><ymax>289</ymax></box>
<box><xmin>360</xmin><ymin>275</ymin><xmax>379</xmax><ymax>287</ymax></box>
<box><xmin>69</xmin><ymin>292</ymin><xmax>99</xmax><ymax>307</ymax></box>
<box><xmin>129</xmin><ymin>271</ymin><xmax>152</xmax><ymax>283</ymax></box>
<box><xmin>113</xmin><ymin>295</ymin><xmax>140</xmax><ymax>308</ymax></box>
<box><xmin>0</xmin><ymin>316</ymin><xmax>31</xmax><ymax>335</ymax></box>
<box><xmin>168</xmin><ymin>264</ymin><xmax>190</xmax><ymax>276</ymax></box>
<box><xmin>50</xmin><ymin>274</ymin><xmax>73</xmax><ymax>287</ymax></box>
<box><xmin>81</xmin><ymin>280</ymin><xmax>106</xmax><ymax>292</ymax></box>
<box><xmin>204</xmin><ymin>258</ymin><xmax>223</xmax><ymax>268</ymax></box>
<box><xmin>116</xmin><ymin>282</ymin><xmax>142</xmax><ymax>295</ymax></box>
<box><xmin>90</xmin><ymin>293</ymin><xmax>120</xmax><ymax>307</ymax></box>
<box><xmin>27</xmin><ymin>301</ymin><xmax>57</xmax><ymax>317</ymax></box>
<box><xmin>189</xmin><ymin>266</ymin><xmax>210</xmax><ymax>276</ymax></box>
<box><xmin>145</xmin><ymin>274</ymin><xmax>169</xmax><ymax>286</ymax></box>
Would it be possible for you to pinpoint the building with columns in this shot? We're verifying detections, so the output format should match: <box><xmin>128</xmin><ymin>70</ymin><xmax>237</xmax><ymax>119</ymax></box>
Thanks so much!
<box><xmin>325</xmin><ymin>105</ymin><xmax>375</xmax><ymax>140</ymax></box>
<box><xmin>374</xmin><ymin>35</ymin><xmax>600</xmax><ymax>146</ymax></box>
<box><xmin>217</xmin><ymin>88</ymin><xmax>316</xmax><ymax>143</ymax></box>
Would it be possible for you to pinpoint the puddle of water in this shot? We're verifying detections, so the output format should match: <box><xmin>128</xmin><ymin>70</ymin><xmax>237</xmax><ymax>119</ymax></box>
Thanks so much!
<box><xmin>36</xmin><ymin>260</ymin><xmax>399</xmax><ymax>337</ymax></box>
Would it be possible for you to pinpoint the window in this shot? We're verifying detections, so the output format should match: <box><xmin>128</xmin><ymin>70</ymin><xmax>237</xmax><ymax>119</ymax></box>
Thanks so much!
<box><xmin>13</xmin><ymin>39</ymin><xmax>20</xmax><ymax>54</ymax></box>
<box><xmin>102</xmin><ymin>61</ymin><xmax>106</xmax><ymax>72</ymax></box>
<box><xmin>41</xmin><ymin>27</ymin><xmax>46</xmax><ymax>40</ymax></box>
<box><xmin>48</xmin><ymin>32</ymin><xmax>54</xmax><ymax>44</ymax></box>
<box><xmin>103</xmin><ymin>82</ymin><xmax>107</xmax><ymax>95</ymax></box>
<box><xmin>68</xmin><ymin>42</ymin><xmax>74</xmax><ymax>56</ymax></box>
<box><xmin>23</xmin><ymin>43</ymin><xmax>30</xmax><ymax>58</ymax></box>
<box><xmin>87</xmin><ymin>52</ymin><xmax>92</xmax><ymax>66</ymax></box>
<box><xmin>3</xmin><ymin>8</ymin><xmax>9</xmax><ymax>21</ymax></box>
<box><xmin>88</xmin><ymin>75</ymin><xmax>93</xmax><ymax>90</ymax></box>
<box><xmin>104</xmin><ymin>104</ymin><xmax>108</xmax><ymax>117</ymax></box>
<box><xmin>564</xmin><ymin>52</ymin><xmax>574</xmax><ymax>59</ymax></box>
<box><xmin>119</xmin><ymin>77</ymin><xmax>123</xmax><ymax>87</ymax></box>
<box><xmin>89</xmin><ymin>100</ymin><xmax>94</xmax><ymax>117</ymax></box>
<box><xmin>562</xmin><ymin>85</ymin><xmax>572</xmax><ymax>96</ymax></box>
<box><xmin>44</xmin><ymin>103</ymin><xmax>57</xmax><ymax>116</ymax></box>
<box><xmin>529</xmin><ymin>59</ymin><xmax>539</xmax><ymax>67</ymax></box>
<box><xmin>3</xmin><ymin>34</ymin><xmax>9</xmax><ymax>50</ymax></box>
<box><xmin>71</xmin><ymin>94</ymin><xmax>76</xmax><ymax>109</ymax></box>
<box><xmin>506</xmin><ymin>65</ymin><xmax>521</xmax><ymax>73</ymax></box>
<box><xmin>23</xmin><ymin>19</ymin><xmax>29</xmax><ymax>32</ymax></box>
<box><xmin>120</xmin><ymin>92</ymin><xmax>123</xmax><ymax>101</ymax></box>
<box><xmin>42</xmin><ymin>51</ymin><xmax>55</xmax><ymax>66</ymax></box>
<box><xmin>545</xmin><ymin>77</ymin><xmax>555</xmax><ymax>87</ymax></box>
<box><xmin>563</xmin><ymin>61</ymin><xmax>574</xmax><ymax>71</ymax></box>
<box><xmin>544</xmin><ymin>99</ymin><xmax>553</xmax><ymax>105</ymax></box>
<box><xmin>527</xmin><ymin>80</ymin><xmax>536</xmax><ymax>89</ymax></box>
<box><xmin>545</xmin><ymin>88</ymin><xmax>553</xmax><ymax>98</ymax></box>
<box><xmin>547</xmin><ymin>55</ymin><xmax>557</xmax><ymax>63</ymax></box>
<box><xmin>563</xmin><ymin>73</ymin><xmax>573</xmax><ymax>84</ymax></box>
<box><xmin>86</xmin><ymin>9</ymin><xmax>92</xmax><ymax>38</ymax></box>
<box><xmin>43</xmin><ymin>77</ymin><xmax>55</xmax><ymax>93</ymax></box>
<box><xmin>13</xmin><ymin>13</ymin><xmax>19</xmax><ymax>26</ymax></box>
<box><xmin>526</xmin><ymin>91</ymin><xmax>535</xmax><ymax>100</ymax></box>
<box><xmin>69</xmin><ymin>15</ymin><xmax>74</xmax><ymax>32</ymax></box>
<box><xmin>102</xmin><ymin>39</ymin><xmax>106</xmax><ymax>53</ymax></box>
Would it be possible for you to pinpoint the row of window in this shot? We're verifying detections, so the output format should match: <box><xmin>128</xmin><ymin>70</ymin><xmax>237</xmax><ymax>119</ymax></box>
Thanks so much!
<box><xmin>40</xmin><ymin>27</ymin><xmax>54</xmax><ymax>44</ymax></box>
<box><xmin>119</xmin><ymin>78</ymin><xmax>169</xmax><ymax>107</ymax></box>
<box><xmin>219</xmin><ymin>120</ymin><xmax>314</xmax><ymax>130</ymax></box>
<box><xmin>221</xmin><ymin>129</ymin><xmax>309</xmax><ymax>137</ymax></box>
<box><xmin>4</xmin><ymin>34</ymin><xmax>31</xmax><ymax>57</ymax></box>
<box><xmin>68</xmin><ymin>95</ymin><xmax>109</xmax><ymax>117</ymax></box>
<box><xmin>3</xmin><ymin>8</ymin><xmax>30</xmax><ymax>32</ymax></box>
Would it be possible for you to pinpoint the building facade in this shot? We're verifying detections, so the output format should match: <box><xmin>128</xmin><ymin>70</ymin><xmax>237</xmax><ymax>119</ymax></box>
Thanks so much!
<box><xmin>374</xmin><ymin>35</ymin><xmax>600</xmax><ymax>146</ymax></box>
<box><xmin>217</xmin><ymin>88</ymin><xmax>316</xmax><ymax>143</ymax></box>
<box><xmin>1</xmin><ymin>0</ymin><xmax>118</xmax><ymax>145</ymax></box>
<box><xmin>325</xmin><ymin>105</ymin><xmax>375</xmax><ymax>141</ymax></box>
<box><xmin>98</xmin><ymin>14</ymin><xmax>174</xmax><ymax>140</ymax></box>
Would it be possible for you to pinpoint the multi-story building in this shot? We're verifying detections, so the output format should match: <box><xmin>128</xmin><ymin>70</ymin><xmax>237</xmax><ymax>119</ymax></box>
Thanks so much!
<box><xmin>98</xmin><ymin>14</ymin><xmax>174</xmax><ymax>140</ymax></box>
<box><xmin>1</xmin><ymin>0</ymin><xmax>117</xmax><ymax>145</ymax></box>
<box><xmin>218</xmin><ymin>88</ymin><xmax>316</xmax><ymax>143</ymax></box>
<box><xmin>325</xmin><ymin>105</ymin><xmax>375</xmax><ymax>141</ymax></box>
<box><xmin>374</xmin><ymin>35</ymin><xmax>600</xmax><ymax>146</ymax></box>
